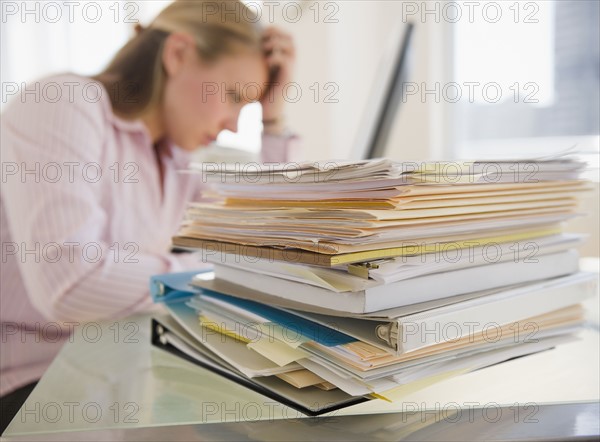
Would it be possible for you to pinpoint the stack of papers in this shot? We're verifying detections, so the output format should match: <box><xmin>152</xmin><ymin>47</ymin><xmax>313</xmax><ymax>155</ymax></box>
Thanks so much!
<box><xmin>175</xmin><ymin>158</ymin><xmax>589</xmax><ymax>265</ymax></box>
<box><xmin>152</xmin><ymin>156</ymin><xmax>596</xmax><ymax>415</ymax></box>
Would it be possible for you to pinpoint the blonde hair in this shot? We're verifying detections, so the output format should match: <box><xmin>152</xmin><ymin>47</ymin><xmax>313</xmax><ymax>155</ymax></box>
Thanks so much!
<box><xmin>94</xmin><ymin>0</ymin><xmax>263</xmax><ymax>119</ymax></box>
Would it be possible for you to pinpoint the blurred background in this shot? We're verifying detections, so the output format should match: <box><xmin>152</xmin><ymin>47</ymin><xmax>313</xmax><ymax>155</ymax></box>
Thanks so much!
<box><xmin>2</xmin><ymin>0</ymin><xmax>598</xmax><ymax>254</ymax></box>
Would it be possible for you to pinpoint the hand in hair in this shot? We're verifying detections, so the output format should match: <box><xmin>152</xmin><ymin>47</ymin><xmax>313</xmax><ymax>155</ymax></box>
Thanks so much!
<box><xmin>260</xmin><ymin>26</ymin><xmax>296</xmax><ymax>134</ymax></box>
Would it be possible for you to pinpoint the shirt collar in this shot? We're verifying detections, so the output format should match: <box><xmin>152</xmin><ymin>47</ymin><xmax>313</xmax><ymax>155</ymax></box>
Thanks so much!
<box><xmin>97</xmin><ymin>85</ymin><xmax>194</xmax><ymax>169</ymax></box>
<box><xmin>166</xmin><ymin>140</ymin><xmax>195</xmax><ymax>169</ymax></box>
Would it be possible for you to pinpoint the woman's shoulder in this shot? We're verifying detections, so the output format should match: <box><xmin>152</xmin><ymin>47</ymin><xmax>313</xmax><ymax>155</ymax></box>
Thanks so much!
<box><xmin>3</xmin><ymin>72</ymin><xmax>113</xmax><ymax>131</ymax></box>
<box><xmin>1</xmin><ymin>73</ymin><xmax>117</xmax><ymax>160</ymax></box>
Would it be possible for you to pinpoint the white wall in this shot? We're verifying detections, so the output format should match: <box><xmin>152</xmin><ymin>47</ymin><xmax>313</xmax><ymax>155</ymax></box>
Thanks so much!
<box><xmin>279</xmin><ymin>1</ymin><xmax>450</xmax><ymax>162</ymax></box>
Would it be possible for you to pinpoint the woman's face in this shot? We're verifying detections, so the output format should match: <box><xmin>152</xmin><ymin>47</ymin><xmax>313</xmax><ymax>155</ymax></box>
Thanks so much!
<box><xmin>161</xmin><ymin>34</ymin><xmax>268</xmax><ymax>151</ymax></box>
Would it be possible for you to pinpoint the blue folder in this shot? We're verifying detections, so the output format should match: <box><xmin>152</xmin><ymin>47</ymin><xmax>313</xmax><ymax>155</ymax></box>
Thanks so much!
<box><xmin>150</xmin><ymin>270</ymin><xmax>208</xmax><ymax>303</ymax></box>
<box><xmin>150</xmin><ymin>270</ymin><xmax>354</xmax><ymax>347</ymax></box>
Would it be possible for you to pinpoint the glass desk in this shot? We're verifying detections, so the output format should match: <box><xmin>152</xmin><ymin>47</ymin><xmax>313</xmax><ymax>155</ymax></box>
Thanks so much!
<box><xmin>2</xmin><ymin>262</ymin><xmax>599</xmax><ymax>441</ymax></box>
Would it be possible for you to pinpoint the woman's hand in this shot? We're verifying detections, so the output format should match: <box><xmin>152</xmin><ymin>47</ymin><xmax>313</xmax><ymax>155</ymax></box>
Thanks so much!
<box><xmin>260</xmin><ymin>26</ymin><xmax>296</xmax><ymax>135</ymax></box>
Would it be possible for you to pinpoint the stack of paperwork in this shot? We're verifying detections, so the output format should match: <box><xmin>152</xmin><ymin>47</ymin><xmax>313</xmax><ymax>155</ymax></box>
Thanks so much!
<box><xmin>151</xmin><ymin>156</ymin><xmax>597</xmax><ymax>415</ymax></box>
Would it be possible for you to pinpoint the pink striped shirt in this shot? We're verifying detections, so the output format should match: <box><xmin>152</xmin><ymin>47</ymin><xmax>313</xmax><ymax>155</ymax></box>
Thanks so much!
<box><xmin>0</xmin><ymin>73</ymin><xmax>298</xmax><ymax>396</ymax></box>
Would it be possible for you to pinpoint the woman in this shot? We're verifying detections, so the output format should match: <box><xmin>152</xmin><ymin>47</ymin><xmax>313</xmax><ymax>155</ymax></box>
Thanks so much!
<box><xmin>0</xmin><ymin>0</ymin><xmax>297</xmax><ymax>431</ymax></box>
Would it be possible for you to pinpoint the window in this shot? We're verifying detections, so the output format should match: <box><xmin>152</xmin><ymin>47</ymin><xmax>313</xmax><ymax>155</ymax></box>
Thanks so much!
<box><xmin>450</xmin><ymin>0</ymin><xmax>599</xmax><ymax>167</ymax></box>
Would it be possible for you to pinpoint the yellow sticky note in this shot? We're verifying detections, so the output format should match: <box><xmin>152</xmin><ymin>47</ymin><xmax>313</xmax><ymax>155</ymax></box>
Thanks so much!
<box><xmin>247</xmin><ymin>337</ymin><xmax>308</xmax><ymax>367</ymax></box>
